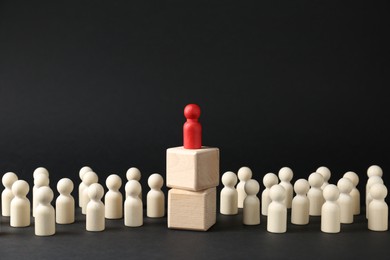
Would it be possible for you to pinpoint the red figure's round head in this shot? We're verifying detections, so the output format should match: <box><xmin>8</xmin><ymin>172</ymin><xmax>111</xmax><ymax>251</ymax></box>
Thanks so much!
<box><xmin>184</xmin><ymin>104</ymin><xmax>201</xmax><ymax>120</ymax></box>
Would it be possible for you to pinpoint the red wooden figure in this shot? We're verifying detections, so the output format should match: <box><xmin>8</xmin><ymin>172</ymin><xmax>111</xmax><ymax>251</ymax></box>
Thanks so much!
<box><xmin>183</xmin><ymin>104</ymin><xmax>202</xmax><ymax>149</ymax></box>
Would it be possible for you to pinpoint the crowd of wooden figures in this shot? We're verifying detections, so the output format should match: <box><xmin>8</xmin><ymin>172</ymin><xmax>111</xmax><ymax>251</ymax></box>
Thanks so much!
<box><xmin>0</xmin><ymin>164</ymin><xmax>388</xmax><ymax>236</ymax></box>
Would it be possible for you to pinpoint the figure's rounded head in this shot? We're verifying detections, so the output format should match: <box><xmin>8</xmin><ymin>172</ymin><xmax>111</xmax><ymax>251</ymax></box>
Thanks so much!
<box><xmin>126</xmin><ymin>167</ymin><xmax>141</xmax><ymax>181</ymax></box>
<box><xmin>33</xmin><ymin>167</ymin><xmax>49</xmax><ymax>180</ymax></box>
<box><xmin>308</xmin><ymin>172</ymin><xmax>324</xmax><ymax>188</ymax></box>
<box><xmin>244</xmin><ymin>179</ymin><xmax>260</xmax><ymax>196</ymax></box>
<box><xmin>2</xmin><ymin>172</ymin><xmax>18</xmax><ymax>189</ymax></box>
<box><xmin>79</xmin><ymin>166</ymin><xmax>93</xmax><ymax>180</ymax></box>
<box><xmin>184</xmin><ymin>104</ymin><xmax>201</xmax><ymax>119</ymax></box>
<box><xmin>343</xmin><ymin>171</ymin><xmax>359</xmax><ymax>187</ymax></box>
<box><xmin>294</xmin><ymin>179</ymin><xmax>310</xmax><ymax>195</ymax></box>
<box><xmin>106</xmin><ymin>174</ymin><xmax>122</xmax><ymax>190</ymax></box>
<box><xmin>12</xmin><ymin>180</ymin><xmax>29</xmax><ymax>197</ymax></box>
<box><xmin>125</xmin><ymin>180</ymin><xmax>141</xmax><ymax>197</ymax></box>
<box><xmin>148</xmin><ymin>173</ymin><xmax>164</xmax><ymax>189</ymax></box>
<box><xmin>88</xmin><ymin>183</ymin><xmax>104</xmax><ymax>201</ymax></box>
<box><xmin>83</xmin><ymin>171</ymin><xmax>99</xmax><ymax>186</ymax></box>
<box><xmin>337</xmin><ymin>178</ymin><xmax>353</xmax><ymax>194</ymax></box>
<box><xmin>222</xmin><ymin>171</ymin><xmax>238</xmax><ymax>187</ymax></box>
<box><xmin>278</xmin><ymin>167</ymin><xmax>293</xmax><ymax>182</ymax></box>
<box><xmin>57</xmin><ymin>178</ymin><xmax>74</xmax><ymax>194</ymax></box>
<box><xmin>263</xmin><ymin>173</ymin><xmax>278</xmax><ymax>188</ymax></box>
<box><xmin>269</xmin><ymin>184</ymin><xmax>285</xmax><ymax>202</ymax></box>
<box><xmin>367</xmin><ymin>175</ymin><xmax>383</xmax><ymax>189</ymax></box>
<box><xmin>367</xmin><ymin>165</ymin><xmax>383</xmax><ymax>178</ymax></box>
<box><xmin>34</xmin><ymin>173</ymin><xmax>49</xmax><ymax>187</ymax></box>
<box><xmin>316</xmin><ymin>166</ymin><xmax>331</xmax><ymax>182</ymax></box>
<box><xmin>36</xmin><ymin>186</ymin><xmax>54</xmax><ymax>204</ymax></box>
<box><xmin>370</xmin><ymin>183</ymin><xmax>387</xmax><ymax>200</ymax></box>
<box><xmin>238</xmin><ymin>166</ymin><xmax>252</xmax><ymax>181</ymax></box>
<box><xmin>323</xmin><ymin>184</ymin><xmax>339</xmax><ymax>201</ymax></box>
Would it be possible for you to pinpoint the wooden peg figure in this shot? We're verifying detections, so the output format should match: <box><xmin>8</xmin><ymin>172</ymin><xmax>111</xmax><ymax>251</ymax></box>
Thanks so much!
<box><xmin>10</xmin><ymin>180</ymin><xmax>30</xmax><ymax>227</ymax></box>
<box><xmin>56</xmin><ymin>178</ymin><xmax>75</xmax><ymax>224</ymax></box>
<box><xmin>2</xmin><ymin>172</ymin><xmax>18</xmax><ymax>217</ymax></box>
<box><xmin>86</xmin><ymin>183</ymin><xmax>105</xmax><ymax>232</ymax></box>
<box><xmin>366</xmin><ymin>176</ymin><xmax>384</xmax><ymax>219</ymax></box>
<box><xmin>183</xmin><ymin>103</ymin><xmax>202</xmax><ymax>149</ymax></box>
<box><xmin>220</xmin><ymin>171</ymin><xmax>238</xmax><ymax>215</ymax></box>
<box><xmin>308</xmin><ymin>172</ymin><xmax>324</xmax><ymax>216</ymax></box>
<box><xmin>35</xmin><ymin>186</ymin><xmax>55</xmax><ymax>236</ymax></box>
<box><xmin>243</xmin><ymin>179</ymin><xmax>260</xmax><ymax>225</ymax></box>
<box><xmin>366</xmin><ymin>165</ymin><xmax>383</xmax><ymax>203</ymax></box>
<box><xmin>291</xmin><ymin>179</ymin><xmax>310</xmax><ymax>225</ymax></box>
<box><xmin>337</xmin><ymin>178</ymin><xmax>354</xmax><ymax>224</ymax></box>
<box><xmin>343</xmin><ymin>171</ymin><xmax>360</xmax><ymax>215</ymax></box>
<box><xmin>316</xmin><ymin>166</ymin><xmax>331</xmax><ymax>190</ymax></box>
<box><xmin>105</xmin><ymin>174</ymin><xmax>123</xmax><ymax>219</ymax></box>
<box><xmin>261</xmin><ymin>173</ymin><xmax>278</xmax><ymax>216</ymax></box>
<box><xmin>126</xmin><ymin>167</ymin><xmax>142</xmax><ymax>199</ymax></box>
<box><xmin>321</xmin><ymin>184</ymin><xmax>340</xmax><ymax>233</ymax></box>
<box><xmin>147</xmin><ymin>173</ymin><xmax>165</xmax><ymax>218</ymax></box>
<box><xmin>267</xmin><ymin>184</ymin><xmax>287</xmax><ymax>233</ymax></box>
<box><xmin>237</xmin><ymin>166</ymin><xmax>252</xmax><ymax>208</ymax></box>
<box><xmin>33</xmin><ymin>173</ymin><xmax>49</xmax><ymax>217</ymax></box>
<box><xmin>278</xmin><ymin>167</ymin><xmax>294</xmax><ymax>209</ymax></box>
<box><xmin>368</xmin><ymin>183</ymin><xmax>388</xmax><ymax>231</ymax></box>
<box><xmin>124</xmin><ymin>180</ymin><xmax>143</xmax><ymax>227</ymax></box>
<box><xmin>78</xmin><ymin>166</ymin><xmax>93</xmax><ymax>208</ymax></box>
<box><xmin>81</xmin><ymin>171</ymin><xmax>99</xmax><ymax>214</ymax></box>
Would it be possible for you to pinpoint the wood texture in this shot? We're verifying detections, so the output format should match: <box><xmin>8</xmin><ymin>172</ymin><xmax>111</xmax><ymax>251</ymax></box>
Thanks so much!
<box><xmin>166</xmin><ymin>146</ymin><xmax>219</xmax><ymax>191</ymax></box>
<box><xmin>168</xmin><ymin>187</ymin><xmax>216</xmax><ymax>231</ymax></box>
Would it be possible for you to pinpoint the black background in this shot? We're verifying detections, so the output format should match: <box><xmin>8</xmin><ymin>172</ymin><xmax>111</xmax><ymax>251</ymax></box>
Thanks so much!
<box><xmin>1</xmin><ymin>0</ymin><xmax>389</xmax><ymax>199</ymax></box>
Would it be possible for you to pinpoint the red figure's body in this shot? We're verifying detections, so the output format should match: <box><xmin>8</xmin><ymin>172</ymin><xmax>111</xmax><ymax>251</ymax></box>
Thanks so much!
<box><xmin>183</xmin><ymin>104</ymin><xmax>202</xmax><ymax>149</ymax></box>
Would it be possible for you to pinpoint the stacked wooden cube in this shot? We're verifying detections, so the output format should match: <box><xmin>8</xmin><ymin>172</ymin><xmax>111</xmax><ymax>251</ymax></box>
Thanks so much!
<box><xmin>166</xmin><ymin>146</ymin><xmax>220</xmax><ymax>231</ymax></box>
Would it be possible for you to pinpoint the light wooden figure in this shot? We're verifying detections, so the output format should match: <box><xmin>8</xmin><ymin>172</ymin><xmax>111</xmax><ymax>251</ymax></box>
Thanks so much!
<box><xmin>366</xmin><ymin>165</ymin><xmax>383</xmax><ymax>204</ymax></box>
<box><xmin>337</xmin><ymin>177</ymin><xmax>354</xmax><ymax>224</ymax></box>
<box><xmin>56</xmin><ymin>178</ymin><xmax>75</xmax><ymax>224</ymax></box>
<box><xmin>86</xmin><ymin>183</ymin><xmax>105</xmax><ymax>232</ymax></box>
<box><xmin>243</xmin><ymin>179</ymin><xmax>260</xmax><ymax>225</ymax></box>
<box><xmin>126</xmin><ymin>167</ymin><xmax>142</xmax><ymax>199</ymax></box>
<box><xmin>220</xmin><ymin>171</ymin><xmax>238</xmax><ymax>215</ymax></box>
<box><xmin>105</xmin><ymin>174</ymin><xmax>123</xmax><ymax>219</ymax></box>
<box><xmin>291</xmin><ymin>179</ymin><xmax>310</xmax><ymax>225</ymax></box>
<box><xmin>78</xmin><ymin>166</ymin><xmax>93</xmax><ymax>208</ymax></box>
<box><xmin>168</xmin><ymin>187</ymin><xmax>216</xmax><ymax>231</ymax></box>
<box><xmin>124</xmin><ymin>180</ymin><xmax>143</xmax><ymax>227</ymax></box>
<box><xmin>166</xmin><ymin>146</ymin><xmax>219</xmax><ymax>191</ymax></box>
<box><xmin>368</xmin><ymin>183</ymin><xmax>388</xmax><ymax>231</ymax></box>
<box><xmin>237</xmin><ymin>166</ymin><xmax>252</xmax><ymax>208</ymax></box>
<box><xmin>2</xmin><ymin>172</ymin><xmax>18</xmax><ymax>217</ymax></box>
<box><xmin>147</xmin><ymin>173</ymin><xmax>165</xmax><ymax>218</ymax></box>
<box><xmin>35</xmin><ymin>186</ymin><xmax>55</xmax><ymax>236</ymax></box>
<box><xmin>10</xmin><ymin>180</ymin><xmax>30</xmax><ymax>227</ymax></box>
<box><xmin>81</xmin><ymin>171</ymin><xmax>99</xmax><ymax>214</ymax></box>
<box><xmin>267</xmin><ymin>184</ymin><xmax>287</xmax><ymax>233</ymax></box>
<box><xmin>33</xmin><ymin>173</ymin><xmax>49</xmax><ymax>217</ymax></box>
<box><xmin>321</xmin><ymin>184</ymin><xmax>340</xmax><ymax>233</ymax></box>
<box><xmin>261</xmin><ymin>173</ymin><xmax>278</xmax><ymax>216</ymax></box>
<box><xmin>366</xmin><ymin>176</ymin><xmax>384</xmax><ymax>219</ymax></box>
<box><xmin>308</xmin><ymin>172</ymin><xmax>324</xmax><ymax>216</ymax></box>
<box><xmin>278</xmin><ymin>167</ymin><xmax>294</xmax><ymax>208</ymax></box>
<box><xmin>343</xmin><ymin>171</ymin><xmax>360</xmax><ymax>215</ymax></box>
<box><xmin>316</xmin><ymin>166</ymin><xmax>331</xmax><ymax>190</ymax></box>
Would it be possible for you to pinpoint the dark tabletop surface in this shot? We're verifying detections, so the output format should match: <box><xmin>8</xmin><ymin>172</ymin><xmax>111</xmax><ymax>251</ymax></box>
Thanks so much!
<box><xmin>1</xmin><ymin>206</ymin><xmax>389</xmax><ymax>260</ymax></box>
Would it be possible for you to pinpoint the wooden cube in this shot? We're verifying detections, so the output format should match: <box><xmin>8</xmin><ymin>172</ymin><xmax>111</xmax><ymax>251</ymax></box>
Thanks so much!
<box><xmin>166</xmin><ymin>146</ymin><xmax>219</xmax><ymax>191</ymax></box>
<box><xmin>168</xmin><ymin>187</ymin><xmax>216</xmax><ymax>231</ymax></box>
